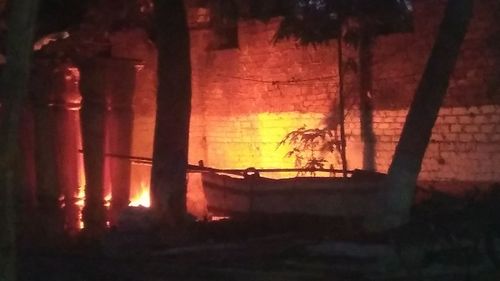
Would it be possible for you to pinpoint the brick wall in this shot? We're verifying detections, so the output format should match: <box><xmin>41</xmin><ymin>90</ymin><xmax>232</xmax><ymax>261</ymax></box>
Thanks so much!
<box><xmin>112</xmin><ymin>0</ymin><xmax>500</xmax><ymax>216</ymax></box>
<box><xmin>344</xmin><ymin>105</ymin><xmax>500</xmax><ymax>184</ymax></box>
<box><xmin>188</xmin><ymin>0</ymin><xmax>500</xmax><ymax>190</ymax></box>
<box><xmin>189</xmin><ymin>18</ymin><xmax>339</xmax><ymax>167</ymax></box>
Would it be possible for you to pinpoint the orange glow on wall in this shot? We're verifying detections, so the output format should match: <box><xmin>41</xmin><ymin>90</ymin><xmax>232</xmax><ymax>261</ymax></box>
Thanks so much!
<box><xmin>257</xmin><ymin>112</ymin><xmax>326</xmax><ymax>177</ymax></box>
<box><xmin>202</xmin><ymin>112</ymin><xmax>360</xmax><ymax>178</ymax></box>
<box><xmin>73</xmin><ymin>109</ymin><xmax>367</xmax><ymax>228</ymax></box>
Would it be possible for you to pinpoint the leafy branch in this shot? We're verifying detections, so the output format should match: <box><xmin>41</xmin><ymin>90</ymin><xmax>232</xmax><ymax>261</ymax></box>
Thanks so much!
<box><xmin>277</xmin><ymin>126</ymin><xmax>342</xmax><ymax>175</ymax></box>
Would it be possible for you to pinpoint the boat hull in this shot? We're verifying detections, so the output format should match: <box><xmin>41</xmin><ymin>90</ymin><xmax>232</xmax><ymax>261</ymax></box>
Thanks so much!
<box><xmin>202</xmin><ymin>172</ymin><xmax>387</xmax><ymax>220</ymax></box>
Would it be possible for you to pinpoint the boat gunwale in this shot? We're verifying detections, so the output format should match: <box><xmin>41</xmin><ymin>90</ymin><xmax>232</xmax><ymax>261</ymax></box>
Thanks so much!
<box><xmin>201</xmin><ymin>171</ymin><xmax>387</xmax><ymax>195</ymax></box>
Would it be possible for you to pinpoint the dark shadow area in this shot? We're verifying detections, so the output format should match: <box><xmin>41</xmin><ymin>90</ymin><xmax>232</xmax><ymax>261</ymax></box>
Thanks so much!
<box><xmin>17</xmin><ymin>183</ymin><xmax>500</xmax><ymax>281</ymax></box>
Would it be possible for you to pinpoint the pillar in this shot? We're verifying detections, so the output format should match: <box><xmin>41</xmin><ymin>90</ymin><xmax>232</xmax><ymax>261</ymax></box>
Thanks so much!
<box><xmin>79</xmin><ymin>58</ymin><xmax>139</xmax><ymax>234</ymax></box>
<box><xmin>31</xmin><ymin>60</ymin><xmax>81</xmax><ymax>239</ymax></box>
<box><xmin>79</xmin><ymin>60</ymin><xmax>109</xmax><ymax>236</ymax></box>
<box><xmin>53</xmin><ymin>66</ymin><xmax>81</xmax><ymax>233</ymax></box>
<box><xmin>106</xmin><ymin>59</ymin><xmax>140</xmax><ymax>225</ymax></box>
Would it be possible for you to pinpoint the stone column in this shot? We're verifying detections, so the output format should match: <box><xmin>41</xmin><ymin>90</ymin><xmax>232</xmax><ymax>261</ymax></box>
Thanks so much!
<box><xmin>32</xmin><ymin>60</ymin><xmax>81</xmax><ymax>238</ymax></box>
<box><xmin>106</xmin><ymin>59</ymin><xmax>140</xmax><ymax>225</ymax></box>
<box><xmin>79</xmin><ymin>58</ymin><xmax>139</xmax><ymax>233</ymax></box>
<box><xmin>79</xmin><ymin>60</ymin><xmax>109</xmax><ymax>236</ymax></box>
<box><xmin>53</xmin><ymin>66</ymin><xmax>81</xmax><ymax>234</ymax></box>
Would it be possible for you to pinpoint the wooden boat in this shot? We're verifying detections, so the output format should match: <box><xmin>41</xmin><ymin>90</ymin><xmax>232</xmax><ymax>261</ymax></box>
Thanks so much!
<box><xmin>201</xmin><ymin>169</ymin><xmax>387</xmax><ymax>220</ymax></box>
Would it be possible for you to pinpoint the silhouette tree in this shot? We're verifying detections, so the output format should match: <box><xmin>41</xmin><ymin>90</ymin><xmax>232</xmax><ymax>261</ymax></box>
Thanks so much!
<box><xmin>369</xmin><ymin>0</ymin><xmax>473</xmax><ymax>231</ymax></box>
<box><xmin>272</xmin><ymin>0</ymin><xmax>474</xmax><ymax>231</ymax></box>
<box><xmin>150</xmin><ymin>0</ymin><xmax>192</xmax><ymax>227</ymax></box>
<box><xmin>274</xmin><ymin>0</ymin><xmax>412</xmax><ymax>174</ymax></box>
<box><xmin>0</xmin><ymin>0</ymin><xmax>40</xmax><ymax>280</ymax></box>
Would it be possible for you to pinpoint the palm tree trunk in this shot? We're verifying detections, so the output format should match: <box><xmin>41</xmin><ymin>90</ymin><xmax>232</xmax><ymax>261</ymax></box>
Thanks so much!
<box><xmin>150</xmin><ymin>0</ymin><xmax>192</xmax><ymax>227</ymax></box>
<box><xmin>0</xmin><ymin>0</ymin><xmax>39</xmax><ymax>279</ymax></box>
<box><xmin>370</xmin><ymin>0</ymin><xmax>473</xmax><ymax>231</ymax></box>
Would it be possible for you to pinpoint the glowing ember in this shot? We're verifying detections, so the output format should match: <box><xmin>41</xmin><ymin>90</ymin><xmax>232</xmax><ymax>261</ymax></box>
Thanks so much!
<box><xmin>129</xmin><ymin>182</ymin><xmax>150</xmax><ymax>207</ymax></box>
<box><xmin>210</xmin><ymin>216</ymin><xmax>230</xmax><ymax>221</ymax></box>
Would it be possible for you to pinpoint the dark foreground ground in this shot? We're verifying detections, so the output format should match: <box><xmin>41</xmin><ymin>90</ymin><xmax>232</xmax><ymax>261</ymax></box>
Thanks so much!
<box><xmin>18</xmin><ymin>210</ymin><xmax>500</xmax><ymax>281</ymax></box>
<box><xmin>17</xmin><ymin>184</ymin><xmax>500</xmax><ymax>281</ymax></box>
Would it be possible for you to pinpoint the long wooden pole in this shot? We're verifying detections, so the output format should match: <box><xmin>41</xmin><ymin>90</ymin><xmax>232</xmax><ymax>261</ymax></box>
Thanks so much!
<box><xmin>84</xmin><ymin>151</ymin><xmax>354</xmax><ymax>176</ymax></box>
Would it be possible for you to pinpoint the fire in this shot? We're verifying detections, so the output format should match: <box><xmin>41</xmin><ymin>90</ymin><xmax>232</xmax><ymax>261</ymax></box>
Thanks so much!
<box><xmin>104</xmin><ymin>193</ymin><xmax>112</xmax><ymax>208</ymax></box>
<box><xmin>75</xmin><ymin>186</ymin><xmax>85</xmax><ymax>229</ymax></box>
<box><xmin>129</xmin><ymin>182</ymin><xmax>150</xmax><ymax>207</ymax></box>
<box><xmin>77</xmin><ymin>146</ymin><xmax>86</xmax><ymax>229</ymax></box>
<box><xmin>74</xmin><ymin>182</ymin><xmax>150</xmax><ymax>230</ymax></box>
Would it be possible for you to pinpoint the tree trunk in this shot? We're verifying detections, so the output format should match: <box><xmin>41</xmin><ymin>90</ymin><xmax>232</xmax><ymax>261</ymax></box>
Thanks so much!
<box><xmin>150</xmin><ymin>0</ymin><xmax>192</xmax><ymax>227</ymax></box>
<box><xmin>17</xmin><ymin>106</ymin><xmax>37</xmax><ymax>230</ymax></box>
<box><xmin>0</xmin><ymin>0</ymin><xmax>39</xmax><ymax>279</ymax></box>
<box><xmin>369</xmin><ymin>0</ymin><xmax>473</xmax><ymax>231</ymax></box>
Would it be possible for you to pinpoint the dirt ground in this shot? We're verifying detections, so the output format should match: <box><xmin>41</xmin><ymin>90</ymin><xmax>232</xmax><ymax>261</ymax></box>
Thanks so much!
<box><xmin>18</xmin><ymin>215</ymin><xmax>500</xmax><ymax>281</ymax></box>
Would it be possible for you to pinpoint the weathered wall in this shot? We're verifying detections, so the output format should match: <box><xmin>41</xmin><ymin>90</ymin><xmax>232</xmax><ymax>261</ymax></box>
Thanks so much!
<box><xmin>112</xmin><ymin>0</ymin><xmax>500</xmax><ymax>217</ymax></box>
<box><xmin>345</xmin><ymin>105</ymin><xmax>500</xmax><ymax>191</ymax></box>
<box><xmin>355</xmin><ymin>0</ymin><xmax>500</xmax><ymax>190</ymax></box>
<box><xmin>190</xmin><ymin>18</ymin><xmax>340</xmax><ymax>169</ymax></box>
<box><xmin>188</xmin><ymin>0</ymin><xmax>500</xmax><ymax>191</ymax></box>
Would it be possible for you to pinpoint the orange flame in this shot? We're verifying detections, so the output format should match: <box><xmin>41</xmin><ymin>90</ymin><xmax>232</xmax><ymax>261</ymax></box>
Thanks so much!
<box><xmin>104</xmin><ymin>193</ymin><xmax>112</xmax><ymax>208</ymax></box>
<box><xmin>75</xmin><ymin>186</ymin><xmax>85</xmax><ymax>229</ymax></box>
<box><xmin>129</xmin><ymin>182</ymin><xmax>150</xmax><ymax>207</ymax></box>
